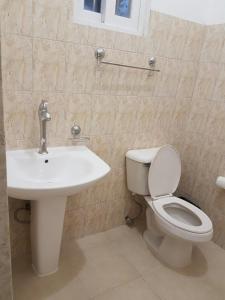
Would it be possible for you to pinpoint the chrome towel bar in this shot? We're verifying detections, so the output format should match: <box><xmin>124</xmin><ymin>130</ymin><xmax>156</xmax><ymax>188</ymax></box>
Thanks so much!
<box><xmin>95</xmin><ymin>48</ymin><xmax>160</xmax><ymax>72</ymax></box>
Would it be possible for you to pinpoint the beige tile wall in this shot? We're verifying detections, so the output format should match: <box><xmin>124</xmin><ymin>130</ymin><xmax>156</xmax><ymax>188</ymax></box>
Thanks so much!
<box><xmin>178</xmin><ymin>24</ymin><xmax>225</xmax><ymax>249</ymax></box>
<box><xmin>0</xmin><ymin>0</ymin><xmax>216</xmax><ymax>258</ymax></box>
<box><xmin>0</xmin><ymin>38</ymin><xmax>13</xmax><ymax>299</ymax></box>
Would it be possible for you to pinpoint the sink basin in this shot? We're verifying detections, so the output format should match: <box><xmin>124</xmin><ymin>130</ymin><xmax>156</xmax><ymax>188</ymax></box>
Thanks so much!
<box><xmin>7</xmin><ymin>146</ymin><xmax>110</xmax><ymax>200</ymax></box>
<box><xmin>6</xmin><ymin>146</ymin><xmax>110</xmax><ymax>276</ymax></box>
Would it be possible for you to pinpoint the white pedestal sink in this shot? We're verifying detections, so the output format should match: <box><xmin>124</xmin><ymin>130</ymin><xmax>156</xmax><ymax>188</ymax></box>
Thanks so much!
<box><xmin>6</xmin><ymin>146</ymin><xmax>110</xmax><ymax>276</ymax></box>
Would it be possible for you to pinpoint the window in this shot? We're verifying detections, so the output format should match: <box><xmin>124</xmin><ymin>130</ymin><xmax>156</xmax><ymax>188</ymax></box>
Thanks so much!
<box><xmin>73</xmin><ymin>0</ymin><xmax>150</xmax><ymax>36</ymax></box>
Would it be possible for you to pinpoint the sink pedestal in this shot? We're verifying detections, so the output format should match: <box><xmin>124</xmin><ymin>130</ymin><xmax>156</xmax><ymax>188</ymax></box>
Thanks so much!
<box><xmin>31</xmin><ymin>197</ymin><xmax>67</xmax><ymax>276</ymax></box>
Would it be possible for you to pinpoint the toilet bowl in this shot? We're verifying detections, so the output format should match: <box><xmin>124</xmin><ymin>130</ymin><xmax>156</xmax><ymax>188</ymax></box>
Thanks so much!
<box><xmin>126</xmin><ymin>145</ymin><xmax>213</xmax><ymax>268</ymax></box>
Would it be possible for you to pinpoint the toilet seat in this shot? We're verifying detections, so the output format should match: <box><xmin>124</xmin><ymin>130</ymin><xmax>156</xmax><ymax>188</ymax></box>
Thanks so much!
<box><xmin>152</xmin><ymin>196</ymin><xmax>213</xmax><ymax>234</ymax></box>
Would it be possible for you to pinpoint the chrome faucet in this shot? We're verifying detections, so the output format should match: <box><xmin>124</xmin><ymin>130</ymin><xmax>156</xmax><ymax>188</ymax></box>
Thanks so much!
<box><xmin>38</xmin><ymin>100</ymin><xmax>51</xmax><ymax>154</ymax></box>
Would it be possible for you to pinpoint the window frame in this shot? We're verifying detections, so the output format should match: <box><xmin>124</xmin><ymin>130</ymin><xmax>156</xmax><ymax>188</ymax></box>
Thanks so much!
<box><xmin>74</xmin><ymin>0</ymin><xmax>103</xmax><ymax>26</ymax></box>
<box><xmin>73</xmin><ymin>0</ymin><xmax>151</xmax><ymax>36</ymax></box>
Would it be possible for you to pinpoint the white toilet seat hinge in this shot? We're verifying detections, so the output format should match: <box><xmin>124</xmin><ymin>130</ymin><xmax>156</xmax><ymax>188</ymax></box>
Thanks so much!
<box><xmin>152</xmin><ymin>193</ymin><xmax>173</xmax><ymax>200</ymax></box>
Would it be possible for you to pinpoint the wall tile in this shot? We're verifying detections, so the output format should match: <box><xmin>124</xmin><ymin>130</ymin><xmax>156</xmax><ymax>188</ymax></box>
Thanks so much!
<box><xmin>3</xmin><ymin>91</ymin><xmax>36</xmax><ymax>148</ymax></box>
<box><xmin>154</xmin><ymin>97</ymin><xmax>175</xmax><ymax>132</ymax></box>
<box><xmin>111</xmin><ymin>133</ymin><xmax>135</xmax><ymax>169</ymax></box>
<box><xmin>220</xmin><ymin>32</ymin><xmax>225</xmax><ymax>63</ymax></box>
<box><xmin>206</xmin><ymin>101</ymin><xmax>225</xmax><ymax>141</ymax></box>
<box><xmin>154</xmin><ymin>58</ymin><xmax>182</xmax><ymax>97</ymax></box>
<box><xmin>210</xmin><ymin>209</ymin><xmax>225</xmax><ymax>249</ymax></box>
<box><xmin>0</xmin><ymin>246</ymin><xmax>13</xmax><ymax>299</ymax></box>
<box><xmin>198</xmin><ymin>136</ymin><xmax>223</xmax><ymax>185</ymax></box>
<box><xmin>88</xmin><ymin>28</ymin><xmax>116</xmax><ymax>49</ymax></box>
<box><xmin>181</xmin><ymin>130</ymin><xmax>204</xmax><ymax>168</ymax></box>
<box><xmin>63</xmin><ymin>206</ymin><xmax>86</xmax><ymax>241</ymax></box>
<box><xmin>66</xmin><ymin>93</ymin><xmax>92</xmax><ymax>136</ymax></box>
<box><xmin>33</xmin><ymin>0</ymin><xmax>65</xmax><ymax>39</ymax></box>
<box><xmin>91</xmin><ymin>95</ymin><xmax>116</xmax><ymax>135</ymax></box>
<box><xmin>134</xmin><ymin>53</ymin><xmax>157</xmax><ymax>97</ymax></box>
<box><xmin>114</xmin><ymin>96</ymin><xmax>141</xmax><ymax>135</ymax></box>
<box><xmin>0</xmin><ymin>247</ymin><xmax>11</xmax><ymax>276</ymax></box>
<box><xmin>137</xmin><ymin>96</ymin><xmax>157</xmax><ymax>133</ymax></box>
<box><xmin>212</xmin><ymin>156</ymin><xmax>225</xmax><ymax>216</ymax></box>
<box><xmin>172</xmin><ymin>98</ymin><xmax>192</xmax><ymax>131</ymax></box>
<box><xmin>94</xmin><ymin>63</ymin><xmax>115</xmax><ymax>95</ymax></box>
<box><xmin>182</xmin><ymin>22</ymin><xmax>205</xmax><ymax>62</ymax></box>
<box><xmin>0</xmin><ymin>207</ymin><xmax>10</xmax><ymax>249</ymax></box>
<box><xmin>166</xmin><ymin>18</ymin><xmax>189</xmax><ymax>59</ymax></box>
<box><xmin>200</xmin><ymin>25</ymin><xmax>225</xmax><ymax>63</ymax></box>
<box><xmin>1</xmin><ymin>34</ymin><xmax>32</xmax><ymax>91</ymax></box>
<box><xmin>57</xmin><ymin>0</ymin><xmax>89</xmax><ymax>44</ymax></box>
<box><xmin>33</xmin><ymin>39</ymin><xmax>66</xmax><ymax>92</ymax></box>
<box><xmin>213</xmin><ymin>64</ymin><xmax>225</xmax><ymax>101</ymax></box>
<box><xmin>0</xmin><ymin>0</ymin><xmax>32</xmax><ymax>36</ymax></box>
<box><xmin>193</xmin><ymin>63</ymin><xmax>220</xmax><ymax>100</ymax></box>
<box><xmin>90</xmin><ymin>135</ymin><xmax>113</xmax><ymax>168</ymax></box>
<box><xmin>186</xmin><ymin>99</ymin><xmax>212</xmax><ymax>134</ymax></box>
<box><xmin>83</xmin><ymin>202</ymin><xmax>108</xmax><ymax>236</ymax></box>
<box><xmin>0</xmin><ymin>176</ymin><xmax>7</xmax><ymax>212</ymax></box>
<box><xmin>104</xmin><ymin>200</ymin><xmax>126</xmax><ymax>231</ymax></box>
<box><xmin>176</xmin><ymin>61</ymin><xmax>198</xmax><ymax>98</ymax></box>
<box><xmin>8</xmin><ymin>199</ymin><xmax>30</xmax><ymax>259</ymax></box>
<box><xmin>179</xmin><ymin>130</ymin><xmax>204</xmax><ymax>196</ymax></box>
<box><xmin>65</xmin><ymin>44</ymin><xmax>94</xmax><ymax>93</ymax></box>
<box><xmin>149</xmin><ymin>11</ymin><xmax>173</xmax><ymax>57</ymax></box>
<box><xmin>114</xmin><ymin>32</ymin><xmax>138</xmax><ymax>52</ymax></box>
<box><xmin>0</xmin><ymin>37</ymin><xmax>13</xmax><ymax>298</ymax></box>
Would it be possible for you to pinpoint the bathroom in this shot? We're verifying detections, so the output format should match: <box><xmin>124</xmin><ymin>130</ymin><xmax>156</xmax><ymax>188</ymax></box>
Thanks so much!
<box><xmin>1</xmin><ymin>0</ymin><xmax>225</xmax><ymax>298</ymax></box>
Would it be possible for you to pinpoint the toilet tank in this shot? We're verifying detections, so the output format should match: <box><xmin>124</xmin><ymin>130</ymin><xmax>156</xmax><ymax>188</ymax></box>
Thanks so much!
<box><xmin>126</xmin><ymin>148</ymin><xmax>160</xmax><ymax>195</ymax></box>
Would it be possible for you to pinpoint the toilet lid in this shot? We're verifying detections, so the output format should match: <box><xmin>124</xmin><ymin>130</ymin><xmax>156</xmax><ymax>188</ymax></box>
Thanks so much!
<box><xmin>148</xmin><ymin>145</ymin><xmax>181</xmax><ymax>199</ymax></box>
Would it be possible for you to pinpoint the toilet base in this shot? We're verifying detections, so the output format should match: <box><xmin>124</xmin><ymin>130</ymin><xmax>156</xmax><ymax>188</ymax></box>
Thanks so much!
<box><xmin>158</xmin><ymin>234</ymin><xmax>193</xmax><ymax>268</ymax></box>
<box><xmin>144</xmin><ymin>229</ymin><xmax>193</xmax><ymax>268</ymax></box>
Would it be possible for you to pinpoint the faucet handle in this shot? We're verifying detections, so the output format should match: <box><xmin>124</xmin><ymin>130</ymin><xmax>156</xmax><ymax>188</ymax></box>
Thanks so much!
<box><xmin>71</xmin><ymin>124</ymin><xmax>81</xmax><ymax>137</ymax></box>
<box><xmin>39</xmin><ymin>100</ymin><xmax>48</xmax><ymax>110</ymax></box>
<box><xmin>38</xmin><ymin>100</ymin><xmax>51</xmax><ymax>121</ymax></box>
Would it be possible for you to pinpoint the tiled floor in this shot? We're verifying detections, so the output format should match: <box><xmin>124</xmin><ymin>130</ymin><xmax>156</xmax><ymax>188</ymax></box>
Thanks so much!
<box><xmin>13</xmin><ymin>225</ymin><xmax>225</xmax><ymax>300</ymax></box>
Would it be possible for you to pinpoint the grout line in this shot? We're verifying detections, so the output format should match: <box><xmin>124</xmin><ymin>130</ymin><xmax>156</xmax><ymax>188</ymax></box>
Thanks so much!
<box><xmin>2</xmin><ymin>31</ymin><xmax>221</xmax><ymax>64</ymax></box>
<box><xmin>141</xmin><ymin>274</ymin><xmax>165</xmax><ymax>300</ymax></box>
<box><xmin>88</xmin><ymin>276</ymin><xmax>143</xmax><ymax>300</ymax></box>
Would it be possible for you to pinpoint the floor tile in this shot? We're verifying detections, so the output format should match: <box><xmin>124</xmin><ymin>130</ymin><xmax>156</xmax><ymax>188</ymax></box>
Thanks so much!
<box><xmin>12</xmin><ymin>225</ymin><xmax>225</xmax><ymax>300</ymax></box>
<box><xmin>92</xmin><ymin>278</ymin><xmax>161</xmax><ymax>300</ymax></box>
<box><xmin>43</xmin><ymin>278</ymin><xmax>90</xmax><ymax>300</ymax></box>
<box><xmin>105</xmin><ymin>225</ymin><xmax>141</xmax><ymax>242</ymax></box>
<box><xmin>197</xmin><ymin>242</ymin><xmax>225</xmax><ymax>294</ymax></box>
<box><xmin>76</xmin><ymin>231</ymin><xmax>110</xmax><ymax>250</ymax></box>
<box><xmin>78</xmin><ymin>254</ymin><xmax>140</xmax><ymax>298</ymax></box>
<box><xmin>13</xmin><ymin>254</ymin><xmax>89</xmax><ymax>300</ymax></box>
<box><xmin>107</xmin><ymin>227</ymin><xmax>161</xmax><ymax>275</ymax></box>
<box><xmin>143</xmin><ymin>263</ymin><xmax>224</xmax><ymax>300</ymax></box>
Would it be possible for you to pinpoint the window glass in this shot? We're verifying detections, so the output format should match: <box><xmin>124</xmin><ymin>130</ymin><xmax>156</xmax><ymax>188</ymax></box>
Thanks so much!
<box><xmin>84</xmin><ymin>0</ymin><xmax>101</xmax><ymax>13</ymax></box>
<box><xmin>115</xmin><ymin>0</ymin><xmax>132</xmax><ymax>18</ymax></box>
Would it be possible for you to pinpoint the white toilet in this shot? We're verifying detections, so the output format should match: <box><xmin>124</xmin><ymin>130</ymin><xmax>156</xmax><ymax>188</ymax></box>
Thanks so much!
<box><xmin>126</xmin><ymin>144</ymin><xmax>213</xmax><ymax>268</ymax></box>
